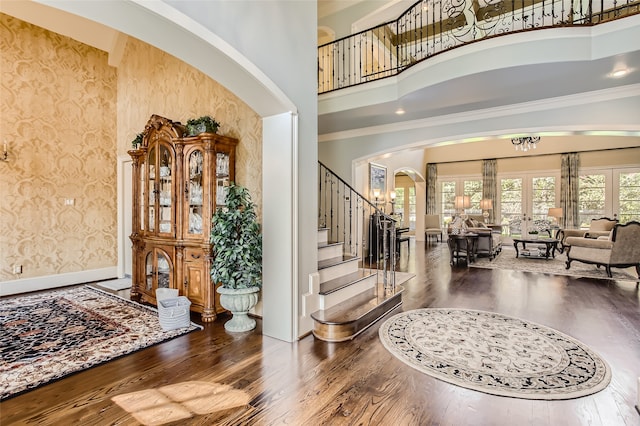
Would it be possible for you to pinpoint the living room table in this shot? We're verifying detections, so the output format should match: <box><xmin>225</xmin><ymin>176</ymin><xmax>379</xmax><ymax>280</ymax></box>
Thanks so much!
<box><xmin>448</xmin><ymin>233</ymin><xmax>479</xmax><ymax>266</ymax></box>
<box><xmin>512</xmin><ymin>237</ymin><xmax>560</xmax><ymax>260</ymax></box>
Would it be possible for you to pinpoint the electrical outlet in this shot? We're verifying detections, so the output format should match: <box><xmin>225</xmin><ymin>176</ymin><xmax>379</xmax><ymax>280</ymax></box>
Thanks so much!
<box><xmin>12</xmin><ymin>264</ymin><xmax>22</xmax><ymax>274</ymax></box>
<box><xmin>64</xmin><ymin>198</ymin><xmax>75</xmax><ymax>206</ymax></box>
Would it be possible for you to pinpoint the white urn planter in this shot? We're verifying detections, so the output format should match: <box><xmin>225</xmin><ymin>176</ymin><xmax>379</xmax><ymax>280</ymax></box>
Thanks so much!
<box><xmin>217</xmin><ymin>286</ymin><xmax>260</xmax><ymax>332</ymax></box>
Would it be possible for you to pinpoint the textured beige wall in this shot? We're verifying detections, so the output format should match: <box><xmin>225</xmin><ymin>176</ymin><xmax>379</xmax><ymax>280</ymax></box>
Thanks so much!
<box><xmin>0</xmin><ymin>15</ymin><xmax>263</xmax><ymax>282</ymax></box>
<box><xmin>0</xmin><ymin>14</ymin><xmax>118</xmax><ymax>280</ymax></box>
<box><xmin>117</xmin><ymin>38</ymin><xmax>262</xmax><ymax>212</ymax></box>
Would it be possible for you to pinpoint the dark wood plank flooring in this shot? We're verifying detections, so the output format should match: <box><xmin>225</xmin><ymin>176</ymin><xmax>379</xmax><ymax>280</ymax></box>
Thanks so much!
<box><xmin>2</xmin><ymin>241</ymin><xmax>639</xmax><ymax>425</ymax></box>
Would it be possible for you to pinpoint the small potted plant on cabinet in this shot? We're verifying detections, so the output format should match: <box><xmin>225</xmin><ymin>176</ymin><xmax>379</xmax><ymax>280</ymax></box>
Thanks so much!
<box><xmin>528</xmin><ymin>229</ymin><xmax>539</xmax><ymax>240</ymax></box>
<box><xmin>185</xmin><ymin>115</ymin><xmax>220</xmax><ymax>136</ymax></box>
<box><xmin>131</xmin><ymin>132</ymin><xmax>144</xmax><ymax>149</ymax></box>
<box><xmin>210</xmin><ymin>183</ymin><xmax>262</xmax><ymax>332</ymax></box>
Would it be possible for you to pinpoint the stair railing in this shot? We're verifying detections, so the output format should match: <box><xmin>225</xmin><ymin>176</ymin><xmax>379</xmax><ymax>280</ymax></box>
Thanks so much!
<box><xmin>318</xmin><ymin>0</ymin><xmax>640</xmax><ymax>94</ymax></box>
<box><xmin>319</xmin><ymin>161</ymin><xmax>396</xmax><ymax>292</ymax></box>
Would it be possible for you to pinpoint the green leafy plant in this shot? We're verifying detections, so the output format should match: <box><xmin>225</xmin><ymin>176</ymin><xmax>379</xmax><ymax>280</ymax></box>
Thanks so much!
<box><xmin>185</xmin><ymin>115</ymin><xmax>220</xmax><ymax>136</ymax></box>
<box><xmin>529</xmin><ymin>230</ymin><xmax>539</xmax><ymax>234</ymax></box>
<box><xmin>210</xmin><ymin>183</ymin><xmax>262</xmax><ymax>289</ymax></box>
<box><xmin>131</xmin><ymin>132</ymin><xmax>144</xmax><ymax>149</ymax></box>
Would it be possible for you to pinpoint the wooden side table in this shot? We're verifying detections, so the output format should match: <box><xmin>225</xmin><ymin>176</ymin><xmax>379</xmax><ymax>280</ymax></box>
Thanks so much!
<box><xmin>448</xmin><ymin>233</ymin><xmax>479</xmax><ymax>266</ymax></box>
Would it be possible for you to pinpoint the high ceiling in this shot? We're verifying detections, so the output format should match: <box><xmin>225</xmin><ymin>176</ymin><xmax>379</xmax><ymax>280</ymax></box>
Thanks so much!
<box><xmin>318</xmin><ymin>48</ymin><xmax>640</xmax><ymax>136</ymax></box>
<box><xmin>3</xmin><ymin>1</ymin><xmax>639</xmax><ymax>146</ymax></box>
<box><xmin>316</xmin><ymin>2</ymin><xmax>640</xmax><ymax>141</ymax></box>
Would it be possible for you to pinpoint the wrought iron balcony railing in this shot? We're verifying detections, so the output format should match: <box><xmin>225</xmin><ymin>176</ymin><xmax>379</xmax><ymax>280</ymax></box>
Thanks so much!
<box><xmin>318</xmin><ymin>0</ymin><xmax>640</xmax><ymax>94</ymax></box>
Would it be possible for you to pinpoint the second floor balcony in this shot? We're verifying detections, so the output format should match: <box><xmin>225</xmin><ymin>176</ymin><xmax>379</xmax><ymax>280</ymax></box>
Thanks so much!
<box><xmin>318</xmin><ymin>0</ymin><xmax>640</xmax><ymax>94</ymax></box>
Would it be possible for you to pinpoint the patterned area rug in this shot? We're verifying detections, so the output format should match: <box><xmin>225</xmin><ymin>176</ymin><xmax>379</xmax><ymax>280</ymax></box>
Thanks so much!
<box><xmin>379</xmin><ymin>308</ymin><xmax>611</xmax><ymax>400</ymax></box>
<box><xmin>0</xmin><ymin>286</ymin><xmax>201</xmax><ymax>400</ymax></box>
<box><xmin>470</xmin><ymin>246</ymin><xmax>638</xmax><ymax>282</ymax></box>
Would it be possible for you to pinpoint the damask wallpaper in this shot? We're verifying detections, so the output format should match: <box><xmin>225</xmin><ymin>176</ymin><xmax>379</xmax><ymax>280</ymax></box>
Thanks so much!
<box><xmin>0</xmin><ymin>14</ymin><xmax>118</xmax><ymax>281</ymax></box>
<box><xmin>116</xmin><ymin>37</ymin><xmax>262</xmax><ymax>209</ymax></box>
<box><xmin>0</xmin><ymin>14</ymin><xmax>263</xmax><ymax>283</ymax></box>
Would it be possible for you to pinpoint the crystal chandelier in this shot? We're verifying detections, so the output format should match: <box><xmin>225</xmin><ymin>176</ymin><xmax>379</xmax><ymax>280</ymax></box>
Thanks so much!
<box><xmin>511</xmin><ymin>136</ymin><xmax>540</xmax><ymax>152</ymax></box>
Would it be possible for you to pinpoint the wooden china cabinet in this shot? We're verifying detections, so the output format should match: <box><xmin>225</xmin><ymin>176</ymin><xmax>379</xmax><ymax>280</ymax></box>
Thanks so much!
<box><xmin>128</xmin><ymin>114</ymin><xmax>237</xmax><ymax>322</ymax></box>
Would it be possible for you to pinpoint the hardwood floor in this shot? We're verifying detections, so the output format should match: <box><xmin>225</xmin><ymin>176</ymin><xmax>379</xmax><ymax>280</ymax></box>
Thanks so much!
<box><xmin>2</xmin><ymin>241</ymin><xmax>639</xmax><ymax>425</ymax></box>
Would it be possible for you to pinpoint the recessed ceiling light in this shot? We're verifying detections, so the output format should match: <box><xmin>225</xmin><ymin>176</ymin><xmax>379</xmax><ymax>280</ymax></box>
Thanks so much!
<box><xmin>395</xmin><ymin>108</ymin><xmax>405</xmax><ymax>115</ymax></box>
<box><xmin>610</xmin><ymin>68</ymin><xmax>630</xmax><ymax>78</ymax></box>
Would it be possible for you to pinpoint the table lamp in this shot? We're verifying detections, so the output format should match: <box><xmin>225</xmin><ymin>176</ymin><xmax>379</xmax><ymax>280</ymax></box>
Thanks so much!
<box><xmin>548</xmin><ymin>207</ymin><xmax>563</xmax><ymax>228</ymax></box>
<box><xmin>480</xmin><ymin>199</ymin><xmax>493</xmax><ymax>223</ymax></box>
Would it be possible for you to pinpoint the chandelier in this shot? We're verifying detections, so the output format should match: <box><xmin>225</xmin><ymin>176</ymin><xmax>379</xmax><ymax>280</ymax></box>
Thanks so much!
<box><xmin>511</xmin><ymin>136</ymin><xmax>540</xmax><ymax>152</ymax></box>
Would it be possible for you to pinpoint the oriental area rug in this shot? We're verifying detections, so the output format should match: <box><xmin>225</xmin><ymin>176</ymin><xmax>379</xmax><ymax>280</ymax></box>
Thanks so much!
<box><xmin>470</xmin><ymin>247</ymin><xmax>638</xmax><ymax>282</ymax></box>
<box><xmin>0</xmin><ymin>286</ymin><xmax>201</xmax><ymax>400</ymax></box>
<box><xmin>379</xmin><ymin>308</ymin><xmax>611</xmax><ymax>400</ymax></box>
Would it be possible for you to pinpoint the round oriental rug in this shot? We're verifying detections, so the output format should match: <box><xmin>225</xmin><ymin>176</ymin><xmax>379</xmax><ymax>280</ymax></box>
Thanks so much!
<box><xmin>379</xmin><ymin>308</ymin><xmax>611</xmax><ymax>400</ymax></box>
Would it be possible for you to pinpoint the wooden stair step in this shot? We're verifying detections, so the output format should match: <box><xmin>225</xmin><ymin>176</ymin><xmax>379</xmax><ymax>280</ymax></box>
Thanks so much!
<box><xmin>311</xmin><ymin>284</ymin><xmax>404</xmax><ymax>342</ymax></box>
<box><xmin>318</xmin><ymin>255</ymin><xmax>358</xmax><ymax>270</ymax></box>
<box><xmin>318</xmin><ymin>241</ymin><xmax>341</xmax><ymax>248</ymax></box>
<box><xmin>319</xmin><ymin>270</ymin><xmax>376</xmax><ymax>295</ymax></box>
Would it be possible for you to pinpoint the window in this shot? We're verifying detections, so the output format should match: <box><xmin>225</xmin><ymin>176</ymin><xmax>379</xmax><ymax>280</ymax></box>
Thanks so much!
<box><xmin>408</xmin><ymin>186</ymin><xmax>416</xmax><ymax>230</ymax></box>
<box><xmin>616</xmin><ymin>171</ymin><xmax>640</xmax><ymax>223</ymax></box>
<box><xmin>500</xmin><ymin>178</ymin><xmax>523</xmax><ymax>225</ymax></box>
<box><xmin>531</xmin><ymin>177</ymin><xmax>556</xmax><ymax>220</ymax></box>
<box><xmin>395</xmin><ymin>187</ymin><xmax>405</xmax><ymax>220</ymax></box>
<box><xmin>464</xmin><ymin>180</ymin><xmax>482</xmax><ymax>215</ymax></box>
<box><xmin>578</xmin><ymin>173</ymin><xmax>607</xmax><ymax>227</ymax></box>
<box><xmin>440</xmin><ymin>181</ymin><xmax>456</xmax><ymax>224</ymax></box>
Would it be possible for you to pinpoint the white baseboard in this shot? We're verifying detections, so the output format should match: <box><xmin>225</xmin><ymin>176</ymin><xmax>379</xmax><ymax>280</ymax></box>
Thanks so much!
<box><xmin>0</xmin><ymin>267</ymin><xmax>118</xmax><ymax>297</ymax></box>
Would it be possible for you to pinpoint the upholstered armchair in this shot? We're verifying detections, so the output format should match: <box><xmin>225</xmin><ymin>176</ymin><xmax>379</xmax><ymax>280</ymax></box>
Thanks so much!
<box><xmin>565</xmin><ymin>221</ymin><xmax>640</xmax><ymax>280</ymax></box>
<box><xmin>558</xmin><ymin>217</ymin><xmax>618</xmax><ymax>253</ymax></box>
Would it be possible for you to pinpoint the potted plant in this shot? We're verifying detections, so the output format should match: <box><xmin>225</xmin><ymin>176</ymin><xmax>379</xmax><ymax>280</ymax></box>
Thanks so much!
<box><xmin>185</xmin><ymin>115</ymin><xmax>220</xmax><ymax>136</ymax></box>
<box><xmin>528</xmin><ymin>229</ymin><xmax>539</xmax><ymax>240</ymax></box>
<box><xmin>210</xmin><ymin>183</ymin><xmax>262</xmax><ymax>332</ymax></box>
<box><xmin>131</xmin><ymin>132</ymin><xmax>144</xmax><ymax>149</ymax></box>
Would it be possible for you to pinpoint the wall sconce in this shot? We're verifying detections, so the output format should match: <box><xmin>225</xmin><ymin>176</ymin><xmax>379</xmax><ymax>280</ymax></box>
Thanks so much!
<box><xmin>1</xmin><ymin>140</ymin><xmax>8</xmax><ymax>162</ymax></box>
<box><xmin>389</xmin><ymin>190</ymin><xmax>396</xmax><ymax>214</ymax></box>
<box><xmin>479</xmin><ymin>199</ymin><xmax>493</xmax><ymax>223</ymax></box>
<box><xmin>372</xmin><ymin>188</ymin><xmax>381</xmax><ymax>207</ymax></box>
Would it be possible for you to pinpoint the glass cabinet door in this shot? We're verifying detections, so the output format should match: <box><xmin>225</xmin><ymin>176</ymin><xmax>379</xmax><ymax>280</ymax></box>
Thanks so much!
<box><xmin>187</xmin><ymin>149</ymin><xmax>204</xmax><ymax>236</ymax></box>
<box><xmin>216</xmin><ymin>152</ymin><xmax>230</xmax><ymax>206</ymax></box>
<box><xmin>145</xmin><ymin>248</ymin><xmax>172</xmax><ymax>292</ymax></box>
<box><xmin>147</xmin><ymin>146</ymin><xmax>156</xmax><ymax>232</ymax></box>
<box><xmin>139</xmin><ymin>161</ymin><xmax>146</xmax><ymax>231</ymax></box>
<box><xmin>158</xmin><ymin>144</ymin><xmax>173</xmax><ymax>234</ymax></box>
<box><xmin>146</xmin><ymin>143</ymin><xmax>174</xmax><ymax>235</ymax></box>
<box><xmin>145</xmin><ymin>251</ymin><xmax>154</xmax><ymax>291</ymax></box>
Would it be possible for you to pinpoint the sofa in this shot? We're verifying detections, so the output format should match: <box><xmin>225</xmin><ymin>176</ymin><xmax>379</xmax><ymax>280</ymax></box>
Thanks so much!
<box><xmin>565</xmin><ymin>221</ymin><xmax>640</xmax><ymax>280</ymax></box>
<box><xmin>557</xmin><ymin>217</ymin><xmax>618</xmax><ymax>253</ymax></box>
<box><xmin>448</xmin><ymin>215</ymin><xmax>503</xmax><ymax>259</ymax></box>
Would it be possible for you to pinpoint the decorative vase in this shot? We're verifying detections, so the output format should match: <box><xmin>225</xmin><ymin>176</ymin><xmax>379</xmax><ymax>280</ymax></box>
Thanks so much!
<box><xmin>529</xmin><ymin>233</ymin><xmax>538</xmax><ymax>240</ymax></box>
<box><xmin>217</xmin><ymin>286</ymin><xmax>260</xmax><ymax>332</ymax></box>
